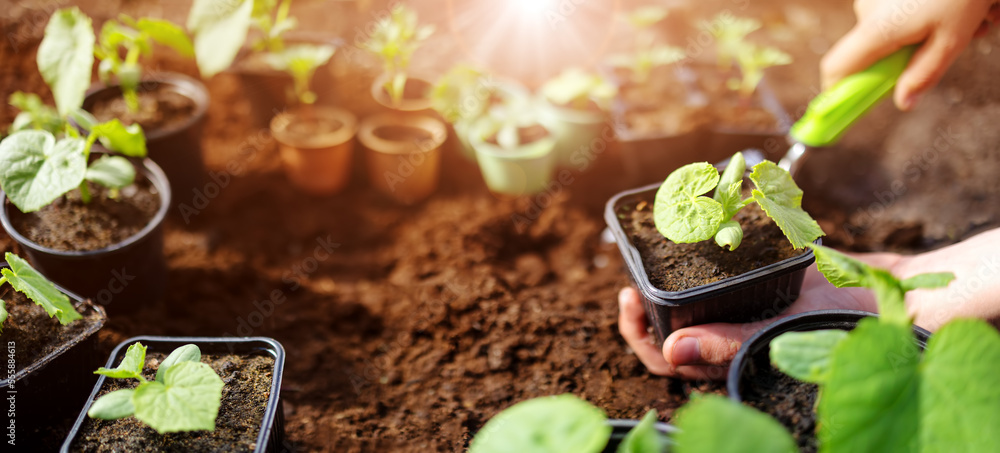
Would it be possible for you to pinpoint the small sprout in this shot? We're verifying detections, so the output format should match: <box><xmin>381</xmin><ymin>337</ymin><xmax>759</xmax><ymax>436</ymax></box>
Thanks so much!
<box><xmin>473</xmin><ymin>91</ymin><xmax>548</xmax><ymax>151</ymax></box>
<box><xmin>7</xmin><ymin>92</ymin><xmax>65</xmax><ymax>135</ymax></box>
<box><xmin>430</xmin><ymin>64</ymin><xmax>495</xmax><ymax>123</ymax></box>
<box><xmin>729</xmin><ymin>43</ymin><xmax>792</xmax><ymax>99</ymax></box>
<box><xmin>38</xmin><ymin>7</ymin><xmax>95</xmax><ymax>117</ymax></box>
<box><xmin>361</xmin><ymin>4</ymin><xmax>435</xmax><ymax>106</ymax></box>
<box><xmin>263</xmin><ymin>43</ymin><xmax>336</xmax><ymax>105</ymax></box>
<box><xmin>610</xmin><ymin>6</ymin><xmax>685</xmax><ymax>84</ymax></box>
<box><xmin>187</xmin><ymin>0</ymin><xmax>255</xmax><ymax>78</ymax></box>
<box><xmin>249</xmin><ymin>0</ymin><xmax>297</xmax><ymax>53</ymax></box>
<box><xmin>652</xmin><ymin>152</ymin><xmax>824</xmax><ymax>251</ymax></box>
<box><xmin>541</xmin><ymin>68</ymin><xmax>617</xmax><ymax>112</ymax></box>
<box><xmin>89</xmin><ymin>342</ymin><xmax>224</xmax><ymax>433</ymax></box>
<box><xmin>0</xmin><ymin>252</ymin><xmax>82</xmax><ymax>332</ymax></box>
<box><xmin>699</xmin><ymin>14</ymin><xmax>761</xmax><ymax>70</ymax></box>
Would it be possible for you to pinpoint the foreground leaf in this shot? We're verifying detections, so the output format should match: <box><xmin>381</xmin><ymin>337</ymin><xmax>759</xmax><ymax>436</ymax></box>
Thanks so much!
<box><xmin>86</xmin><ymin>155</ymin><xmax>136</xmax><ymax>189</ymax></box>
<box><xmin>156</xmin><ymin>344</ymin><xmax>202</xmax><ymax>383</ymax></box>
<box><xmin>136</xmin><ymin>18</ymin><xmax>194</xmax><ymax>57</ymax></box>
<box><xmin>2</xmin><ymin>252</ymin><xmax>81</xmax><ymax>325</ymax></box>
<box><xmin>187</xmin><ymin>0</ymin><xmax>253</xmax><ymax>78</ymax></box>
<box><xmin>806</xmin><ymin>244</ymin><xmax>867</xmax><ymax>288</ymax></box>
<box><xmin>653</xmin><ymin>162</ymin><xmax>724</xmax><ymax>243</ymax></box>
<box><xmin>37</xmin><ymin>7</ymin><xmax>95</xmax><ymax>115</ymax></box>
<box><xmin>617</xmin><ymin>409</ymin><xmax>665</xmax><ymax>453</ymax></box>
<box><xmin>0</xmin><ymin>130</ymin><xmax>88</xmax><ymax>213</ymax></box>
<box><xmin>91</xmin><ymin>119</ymin><xmax>147</xmax><ymax>157</ymax></box>
<box><xmin>714</xmin><ymin>220</ymin><xmax>744</xmax><ymax>250</ymax></box>
<box><xmin>469</xmin><ymin>394</ymin><xmax>611</xmax><ymax>453</ymax></box>
<box><xmin>750</xmin><ymin>161</ymin><xmax>824</xmax><ymax>249</ymax></box>
<box><xmin>673</xmin><ymin>394</ymin><xmax>796</xmax><ymax>453</ymax></box>
<box><xmin>96</xmin><ymin>342</ymin><xmax>147</xmax><ymax>380</ymax></box>
<box><xmin>88</xmin><ymin>389</ymin><xmax>136</xmax><ymax>420</ymax></box>
<box><xmin>770</xmin><ymin>329</ymin><xmax>848</xmax><ymax>384</ymax></box>
<box><xmin>133</xmin><ymin>361</ymin><xmax>224</xmax><ymax>433</ymax></box>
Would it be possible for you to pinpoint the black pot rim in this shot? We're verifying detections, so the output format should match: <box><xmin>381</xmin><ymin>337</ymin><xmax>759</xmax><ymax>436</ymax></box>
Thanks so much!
<box><xmin>604</xmin><ymin>182</ymin><xmax>817</xmax><ymax>305</ymax></box>
<box><xmin>60</xmin><ymin>335</ymin><xmax>286</xmax><ymax>453</ymax></box>
<box><xmin>726</xmin><ymin>309</ymin><xmax>933</xmax><ymax>402</ymax></box>
<box><xmin>0</xmin><ymin>262</ymin><xmax>107</xmax><ymax>387</ymax></box>
<box><xmin>82</xmin><ymin>72</ymin><xmax>210</xmax><ymax>142</ymax></box>
<box><xmin>0</xmin><ymin>156</ymin><xmax>172</xmax><ymax>258</ymax></box>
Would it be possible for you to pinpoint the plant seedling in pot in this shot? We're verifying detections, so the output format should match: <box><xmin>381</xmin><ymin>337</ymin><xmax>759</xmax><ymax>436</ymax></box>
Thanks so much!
<box><xmin>87</xmin><ymin>342</ymin><xmax>224</xmax><ymax>433</ymax></box>
<box><xmin>7</xmin><ymin>92</ymin><xmax>65</xmax><ymax>135</ymax></box>
<box><xmin>263</xmin><ymin>43</ymin><xmax>336</xmax><ymax>107</ymax></box>
<box><xmin>542</xmin><ymin>68</ymin><xmax>617</xmax><ymax>113</ymax></box>
<box><xmin>469</xmin><ymin>92</ymin><xmax>557</xmax><ymax>195</ymax></box>
<box><xmin>0</xmin><ymin>252</ymin><xmax>82</xmax><ymax>332</ymax></box>
<box><xmin>653</xmin><ymin>151</ymin><xmax>824</xmax><ymax>251</ymax></box>
<box><xmin>431</xmin><ymin>64</ymin><xmax>495</xmax><ymax>125</ymax></box>
<box><xmin>470</xmin><ymin>394</ymin><xmax>668</xmax><ymax>453</ymax></box>
<box><xmin>362</xmin><ymin>4</ymin><xmax>435</xmax><ymax>108</ymax></box>
<box><xmin>607</xmin><ymin>6</ymin><xmax>686</xmax><ymax>85</ymax></box>
<box><xmin>698</xmin><ymin>14</ymin><xmax>761</xmax><ymax>71</ymax></box>
<box><xmin>729</xmin><ymin>43</ymin><xmax>792</xmax><ymax>102</ymax></box>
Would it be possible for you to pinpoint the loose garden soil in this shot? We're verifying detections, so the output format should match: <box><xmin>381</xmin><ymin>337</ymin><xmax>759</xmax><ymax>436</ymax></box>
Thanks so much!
<box><xmin>0</xmin><ymin>289</ymin><xmax>103</xmax><ymax>373</ymax></box>
<box><xmin>72</xmin><ymin>352</ymin><xmax>275</xmax><ymax>452</ymax></box>
<box><xmin>89</xmin><ymin>84</ymin><xmax>198</xmax><ymax>133</ymax></box>
<box><xmin>740</xmin><ymin>347</ymin><xmax>819</xmax><ymax>453</ymax></box>
<box><xmin>7</xmin><ymin>178</ymin><xmax>161</xmax><ymax>252</ymax></box>
<box><xmin>619</xmin><ymin>193</ymin><xmax>804</xmax><ymax>292</ymax></box>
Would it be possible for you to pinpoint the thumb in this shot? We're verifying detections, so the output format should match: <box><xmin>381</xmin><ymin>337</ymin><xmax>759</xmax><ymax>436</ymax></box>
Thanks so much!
<box><xmin>662</xmin><ymin>319</ymin><xmax>772</xmax><ymax>368</ymax></box>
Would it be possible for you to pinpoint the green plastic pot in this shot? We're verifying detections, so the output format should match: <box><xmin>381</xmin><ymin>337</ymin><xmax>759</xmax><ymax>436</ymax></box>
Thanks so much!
<box><xmin>469</xmin><ymin>118</ymin><xmax>557</xmax><ymax>196</ymax></box>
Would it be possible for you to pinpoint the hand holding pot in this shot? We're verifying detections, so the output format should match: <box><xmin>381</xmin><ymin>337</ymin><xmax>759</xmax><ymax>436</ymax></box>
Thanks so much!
<box><xmin>618</xmin><ymin>227</ymin><xmax>1000</xmax><ymax>380</ymax></box>
<box><xmin>822</xmin><ymin>0</ymin><xmax>999</xmax><ymax>111</ymax></box>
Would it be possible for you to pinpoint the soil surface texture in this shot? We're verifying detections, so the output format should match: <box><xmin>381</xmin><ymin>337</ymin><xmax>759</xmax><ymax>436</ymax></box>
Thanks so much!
<box><xmin>72</xmin><ymin>352</ymin><xmax>275</xmax><ymax>453</ymax></box>
<box><xmin>90</xmin><ymin>83</ymin><xmax>198</xmax><ymax>133</ymax></box>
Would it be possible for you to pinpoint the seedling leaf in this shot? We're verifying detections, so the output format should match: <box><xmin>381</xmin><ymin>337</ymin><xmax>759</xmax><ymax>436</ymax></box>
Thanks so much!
<box><xmin>2</xmin><ymin>252</ymin><xmax>81</xmax><ymax>325</ymax></box>
<box><xmin>750</xmin><ymin>161</ymin><xmax>824</xmax><ymax>249</ymax></box>
<box><xmin>468</xmin><ymin>394</ymin><xmax>611</xmax><ymax>453</ymax></box>
<box><xmin>653</xmin><ymin>162</ymin><xmax>725</xmax><ymax>243</ymax></box>
<box><xmin>133</xmin><ymin>360</ymin><xmax>224</xmax><ymax>433</ymax></box>
<box><xmin>38</xmin><ymin>8</ymin><xmax>94</xmax><ymax>116</ymax></box>
<box><xmin>187</xmin><ymin>0</ymin><xmax>254</xmax><ymax>78</ymax></box>
<box><xmin>86</xmin><ymin>155</ymin><xmax>136</xmax><ymax>189</ymax></box>
<box><xmin>806</xmin><ymin>243</ymin><xmax>866</xmax><ymax>288</ymax></box>
<box><xmin>88</xmin><ymin>389</ymin><xmax>136</xmax><ymax>419</ymax></box>
<box><xmin>0</xmin><ymin>130</ymin><xmax>88</xmax><ymax>213</ymax></box>
<box><xmin>136</xmin><ymin>18</ymin><xmax>194</xmax><ymax>57</ymax></box>
<box><xmin>715</xmin><ymin>152</ymin><xmax>745</xmax><ymax>206</ymax></box>
<box><xmin>0</xmin><ymin>301</ymin><xmax>7</xmax><ymax>332</ymax></box>
<box><xmin>96</xmin><ymin>342</ymin><xmax>147</xmax><ymax>380</ymax></box>
<box><xmin>714</xmin><ymin>220</ymin><xmax>744</xmax><ymax>250</ymax></box>
<box><xmin>91</xmin><ymin>119</ymin><xmax>148</xmax><ymax>157</ymax></box>
<box><xmin>616</xmin><ymin>409</ymin><xmax>665</xmax><ymax>453</ymax></box>
<box><xmin>541</xmin><ymin>68</ymin><xmax>617</xmax><ymax>111</ymax></box>
<box><xmin>673</xmin><ymin>394</ymin><xmax>796</xmax><ymax>453</ymax></box>
<box><xmin>156</xmin><ymin>344</ymin><xmax>202</xmax><ymax>383</ymax></box>
<box><xmin>899</xmin><ymin>273</ymin><xmax>955</xmax><ymax>292</ymax></box>
<box><xmin>769</xmin><ymin>329</ymin><xmax>848</xmax><ymax>384</ymax></box>
<box><xmin>264</xmin><ymin>44</ymin><xmax>336</xmax><ymax>104</ymax></box>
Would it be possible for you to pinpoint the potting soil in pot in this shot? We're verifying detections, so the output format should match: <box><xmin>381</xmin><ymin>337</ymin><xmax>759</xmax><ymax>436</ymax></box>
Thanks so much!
<box><xmin>71</xmin><ymin>353</ymin><xmax>275</xmax><ymax>452</ymax></box>
<box><xmin>8</xmin><ymin>179</ymin><xmax>161</xmax><ymax>252</ymax></box>
<box><xmin>0</xmin><ymin>290</ymin><xmax>103</xmax><ymax>373</ymax></box>
<box><xmin>740</xmin><ymin>349</ymin><xmax>819</xmax><ymax>453</ymax></box>
<box><xmin>90</xmin><ymin>85</ymin><xmax>197</xmax><ymax>133</ymax></box>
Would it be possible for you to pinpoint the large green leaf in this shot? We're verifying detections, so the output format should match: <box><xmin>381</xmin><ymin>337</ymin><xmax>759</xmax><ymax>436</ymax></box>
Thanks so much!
<box><xmin>133</xmin><ymin>360</ymin><xmax>224</xmax><ymax>433</ymax></box>
<box><xmin>88</xmin><ymin>389</ymin><xmax>136</xmax><ymax>420</ymax></box>
<box><xmin>37</xmin><ymin>7</ymin><xmax>95</xmax><ymax>116</ymax></box>
<box><xmin>653</xmin><ymin>162</ymin><xmax>725</xmax><ymax>243</ymax></box>
<box><xmin>96</xmin><ymin>342</ymin><xmax>147</xmax><ymax>380</ymax></box>
<box><xmin>806</xmin><ymin>244</ymin><xmax>867</xmax><ymax>288</ymax></box>
<box><xmin>469</xmin><ymin>394</ymin><xmax>611</xmax><ymax>453</ymax></box>
<box><xmin>673</xmin><ymin>394</ymin><xmax>797</xmax><ymax>453</ymax></box>
<box><xmin>156</xmin><ymin>344</ymin><xmax>202</xmax><ymax>383</ymax></box>
<box><xmin>2</xmin><ymin>252</ymin><xmax>81</xmax><ymax>325</ymax></box>
<box><xmin>919</xmin><ymin>319</ymin><xmax>1000</xmax><ymax>452</ymax></box>
<box><xmin>770</xmin><ymin>329</ymin><xmax>848</xmax><ymax>384</ymax></box>
<box><xmin>818</xmin><ymin>319</ymin><xmax>919</xmax><ymax>453</ymax></box>
<box><xmin>136</xmin><ymin>18</ymin><xmax>194</xmax><ymax>57</ymax></box>
<box><xmin>91</xmin><ymin>119</ymin><xmax>147</xmax><ymax>157</ymax></box>
<box><xmin>187</xmin><ymin>0</ymin><xmax>254</xmax><ymax>78</ymax></box>
<box><xmin>616</xmin><ymin>410</ymin><xmax>666</xmax><ymax>453</ymax></box>
<box><xmin>0</xmin><ymin>130</ymin><xmax>88</xmax><ymax>213</ymax></box>
<box><xmin>86</xmin><ymin>155</ymin><xmax>136</xmax><ymax>189</ymax></box>
<box><xmin>899</xmin><ymin>273</ymin><xmax>955</xmax><ymax>292</ymax></box>
<box><xmin>750</xmin><ymin>161</ymin><xmax>824</xmax><ymax>249</ymax></box>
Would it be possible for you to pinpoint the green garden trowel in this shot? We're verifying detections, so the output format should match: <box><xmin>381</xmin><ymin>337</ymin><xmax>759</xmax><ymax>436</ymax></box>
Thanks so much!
<box><xmin>778</xmin><ymin>46</ymin><xmax>918</xmax><ymax>175</ymax></box>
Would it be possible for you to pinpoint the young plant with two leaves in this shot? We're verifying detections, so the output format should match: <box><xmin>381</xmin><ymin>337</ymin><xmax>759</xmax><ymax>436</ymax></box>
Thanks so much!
<box><xmin>653</xmin><ymin>151</ymin><xmax>824</xmax><ymax>251</ymax></box>
<box><xmin>607</xmin><ymin>6</ymin><xmax>686</xmax><ymax>85</ymax></box>
<box><xmin>361</xmin><ymin>4</ymin><xmax>435</xmax><ymax>106</ymax></box>
<box><xmin>541</xmin><ymin>68</ymin><xmax>618</xmax><ymax>112</ymax></box>
<box><xmin>697</xmin><ymin>14</ymin><xmax>792</xmax><ymax>100</ymax></box>
<box><xmin>430</xmin><ymin>64</ymin><xmax>496</xmax><ymax>125</ymax></box>
<box><xmin>0</xmin><ymin>252</ymin><xmax>81</xmax><ymax>334</ymax></box>
<box><xmin>666</xmin><ymin>244</ymin><xmax>1000</xmax><ymax>453</ymax></box>
<box><xmin>87</xmin><ymin>342</ymin><xmax>225</xmax><ymax>433</ymax></box>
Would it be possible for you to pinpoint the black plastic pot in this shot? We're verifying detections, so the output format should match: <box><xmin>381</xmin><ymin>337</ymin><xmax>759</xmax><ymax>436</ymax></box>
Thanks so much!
<box><xmin>0</xmin><ymin>156</ymin><xmax>171</xmax><ymax>314</ymax></box>
<box><xmin>727</xmin><ymin>310</ymin><xmax>932</xmax><ymax>403</ymax></box>
<box><xmin>605</xmin><ymin>183</ymin><xmax>816</xmax><ymax>346</ymax></box>
<box><xmin>61</xmin><ymin>336</ymin><xmax>287</xmax><ymax>453</ymax></box>
<box><xmin>602</xmin><ymin>418</ymin><xmax>676</xmax><ymax>452</ymax></box>
<box><xmin>82</xmin><ymin>72</ymin><xmax>209</xmax><ymax>205</ymax></box>
<box><xmin>0</xmin><ymin>265</ymin><xmax>107</xmax><ymax>449</ymax></box>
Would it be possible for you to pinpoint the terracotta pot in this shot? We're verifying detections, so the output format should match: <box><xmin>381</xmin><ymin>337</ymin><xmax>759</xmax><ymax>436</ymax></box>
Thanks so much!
<box><xmin>358</xmin><ymin>113</ymin><xmax>447</xmax><ymax>204</ymax></box>
<box><xmin>271</xmin><ymin>106</ymin><xmax>358</xmax><ymax>195</ymax></box>
<box><xmin>370</xmin><ymin>73</ymin><xmax>434</xmax><ymax>112</ymax></box>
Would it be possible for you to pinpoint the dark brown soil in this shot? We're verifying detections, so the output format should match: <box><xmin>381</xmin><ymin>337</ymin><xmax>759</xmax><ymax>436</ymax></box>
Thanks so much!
<box><xmin>740</xmin><ymin>349</ymin><xmax>819</xmax><ymax>453</ymax></box>
<box><xmin>90</xmin><ymin>84</ymin><xmax>197</xmax><ymax>133</ymax></box>
<box><xmin>7</xmin><ymin>177</ymin><xmax>161</xmax><ymax>252</ymax></box>
<box><xmin>619</xmin><ymin>192</ymin><xmax>804</xmax><ymax>292</ymax></box>
<box><xmin>71</xmin><ymin>352</ymin><xmax>275</xmax><ymax>453</ymax></box>
<box><xmin>374</xmin><ymin>124</ymin><xmax>433</xmax><ymax>142</ymax></box>
<box><xmin>0</xmin><ymin>289</ymin><xmax>103</xmax><ymax>373</ymax></box>
<box><xmin>286</xmin><ymin>116</ymin><xmax>344</xmax><ymax>137</ymax></box>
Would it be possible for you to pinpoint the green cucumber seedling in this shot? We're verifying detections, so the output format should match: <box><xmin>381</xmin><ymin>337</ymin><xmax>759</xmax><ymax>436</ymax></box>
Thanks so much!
<box><xmin>249</xmin><ymin>0</ymin><xmax>297</xmax><ymax>53</ymax></box>
<box><xmin>607</xmin><ymin>6</ymin><xmax>686</xmax><ymax>84</ymax></box>
<box><xmin>0</xmin><ymin>252</ymin><xmax>82</xmax><ymax>333</ymax></box>
<box><xmin>88</xmin><ymin>342</ymin><xmax>225</xmax><ymax>433</ymax></box>
<box><xmin>362</xmin><ymin>4</ymin><xmax>435</xmax><ymax>107</ymax></box>
<box><xmin>729</xmin><ymin>43</ymin><xmax>791</xmax><ymax>100</ymax></box>
<box><xmin>699</xmin><ymin>14</ymin><xmax>760</xmax><ymax>71</ymax></box>
<box><xmin>469</xmin><ymin>394</ymin><xmax>667</xmax><ymax>453</ymax></box>
<box><xmin>431</xmin><ymin>64</ymin><xmax>495</xmax><ymax>124</ymax></box>
<box><xmin>541</xmin><ymin>68</ymin><xmax>618</xmax><ymax>112</ymax></box>
<box><xmin>263</xmin><ymin>44</ymin><xmax>335</xmax><ymax>105</ymax></box>
<box><xmin>653</xmin><ymin>151</ymin><xmax>824</xmax><ymax>250</ymax></box>
<box><xmin>473</xmin><ymin>89</ymin><xmax>553</xmax><ymax>153</ymax></box>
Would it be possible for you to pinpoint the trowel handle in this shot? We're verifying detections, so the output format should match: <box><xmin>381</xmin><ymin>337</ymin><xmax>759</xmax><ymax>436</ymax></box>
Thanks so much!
<box><xmin>789</xmin><ymin>46</ymin><xmax>917</xmax><ymax>147</ymax></box>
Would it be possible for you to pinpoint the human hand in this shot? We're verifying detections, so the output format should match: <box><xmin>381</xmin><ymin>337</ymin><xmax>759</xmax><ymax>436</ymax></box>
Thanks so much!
<box><xmin>821</xmin><ymin>0</ymin><xmax>999</xmax><ymax>111</ymax></box>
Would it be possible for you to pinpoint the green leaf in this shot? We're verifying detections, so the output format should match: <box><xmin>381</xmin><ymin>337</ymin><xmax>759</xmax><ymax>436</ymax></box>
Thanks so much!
<box><xmin>806</xmin><ymin>244</ymin><xmax>867</xmax><ymax>288</ymax></box>
<box><xmin>136</xmin><ymin>18</ymin><xmax>194</xmax><ymax>57</ymax></box>
<box><xmin>96</xmin><ymin>342</ymin><xmax>147</xmax><ymax>380</ymax></box>
<box><xmin>653</xmin><ymin>162</ymin><xmax>725</xmax><ymax>243</ymax></box>
<box><xmin>156</xmin><ymin>344</ymin><xmax>202</xmax><ymax>383</ymax></box>
<box><xmin>920</xmin><ymin>319</ymin><xmax>1000</xmax><ymax>451</ymax></box>
<box><xmin>2</xmin><ymin>252</ymin><xmax>81</xmax><ymax>325</ymax></box>
<box><xmin>7</xmin><ymin>92</ymin><xmax>64</xmax><ymax>134</ymax></box>
<box><xmin>91</xmin><ymin>119</ymin><xmax>147</xmax><ymax>157</ymax></box>
<box><xmin>88</xmin><ymin>389</ymin><xmax>136</xmax><ymax>420</ymax></box>
<box><xmin>541</xmin><ymin>68</ymin><xmax>617</xmax><ymax>111</ymax></box>
<box><xmin>0</xmin><ymin>300</ymin><xmax>7</xmax><ymax>333</ymax></box>
<box><xmin>37</xmin><ymin>7</ymin><xmax>95</xmax><ymax>116</ymax></box>
<box><xmin>715</xmin><ymin>152</ymin><xmax>745</xmax><ymax>205</ymax></box>
<box><xmin>263</xmin><ymin>44</ymin><xmax>335</xmax><ymax>105</ymax></box>
<box><xmin>617</xmin><ymin>409</ymin><xmax>665</xmax><ymax>453</ymax></box>
<box><xmin>714</xmin><ymin>220</ymin><xmax>744</xmax><ymax>250</ymax></box>
<box><xmin>750</xmin><ymin>161</ymin><xmax>824</xmax><ymax>249</ymax></box>
<box><xmin>673</xmin><ymin>394</ymin><xmax>797</xmax><ymax>453</ymax></box>
<box><xmin>86</xmin><ymin>155</ymin><xmax>136</xmax><ymax>189</ymax></box>
<box><xmin>469</xmin><ymin>394</ymin><xmax>611</xmax><ymax>453</ymax></box>
<box><xmin>899</xmin><ymin>273</ymin><xmax>955</xmax><ymax>292</ymax></box>
<box><xmin>133</xmin><ymin>360</ymin><xmax>224</xmax><ymax>433</ymax></box>
<box><xmin>770</xmin><ymin>329</ymin><xmax>849</xmax><ymax>384</ymax></box>
<box><xmin>818</xmin><ymin>319</ymin><xmax>919</xmax><ymax>453</ymax></box>
<box><xmin>187</xmin><ymin>0</ymin><xmax>254</xmax><ymax>78</ymax></box>
<box><xmin>867</xmin><ymin>269</ymin><xmax>910</xmax><ymax>327</ymax></box>
<box><xmin>0</xmin><ymin>130</ymin><xmax>88</xmax><ymax>213</ymax></box>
